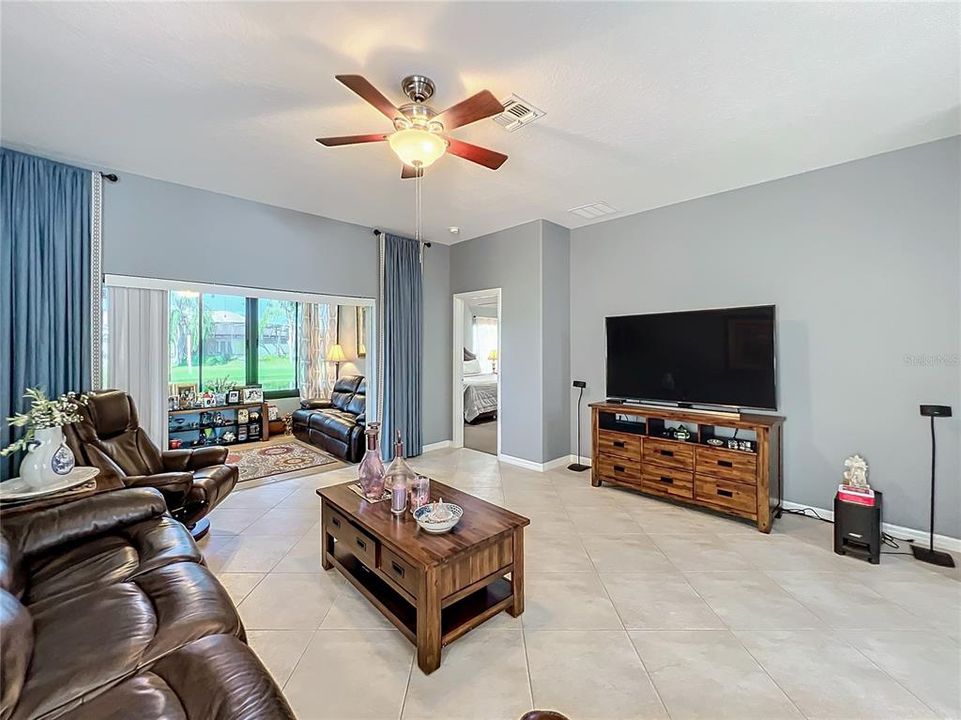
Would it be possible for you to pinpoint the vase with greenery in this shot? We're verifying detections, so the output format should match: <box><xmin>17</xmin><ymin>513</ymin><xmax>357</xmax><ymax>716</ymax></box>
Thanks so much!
<box><xmin>206</xmin><ymin>377</ymin><xmax>235</xmax><ymax>406</ymax></box>
<box><xmin>2</xmin><ymin>388</ymin><xmax>89</xmax><ymax>487</ymax></box>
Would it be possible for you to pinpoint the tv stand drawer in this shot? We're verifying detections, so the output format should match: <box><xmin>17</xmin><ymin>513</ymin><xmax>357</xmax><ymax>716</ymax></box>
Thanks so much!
<box><xmin>695</xmin><ymin>475</ymin><xmax>757</xmax><ymax>515</ymax></box>
<box><xmin>696</xmin><ymin>446</ymin><xmax>757</xmax><ymax>484</ymax></box>
<box><xmin>597</xmin><ymin>430</ymin><xmax>641</xmax><ymax>460</ymax></box>
<box><xmin>641</xmin><ymin>466</ymin><xmax>693</xmax><ymax>500</ymax></box>
<box><xmin>597</xmin><ymin>454</ymin><xmax>641</xmax><ymax>483</ymax></box>
<box><xmin>644</xmin><ymin>438</ymin><xmax>694</xmax><ymax>471</ymax></box>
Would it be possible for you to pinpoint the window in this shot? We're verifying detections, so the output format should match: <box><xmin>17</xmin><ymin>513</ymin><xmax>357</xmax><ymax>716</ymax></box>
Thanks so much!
<box><xmin>256</xmin><ymin>298</ymin><xmax>298</xmax><ymax>392</ymax></box>
<box><xmin>166</xmin><ymin>291</ymin><xmax>366</xmax><ymax>400</ymax></box>
<box><xmin>472</xmin><ymin>316</ymin><xmax>498</xmax><ymax>373</ymax></box>
<box><xmin>201</xmin><ymin>294</ymin><xmax>247</xmax><ymax>388</ymax></box>
<box><xmin>169</xmin><ymin>291</ymin><xmax>201</xmax><ymax>389</ymax></box>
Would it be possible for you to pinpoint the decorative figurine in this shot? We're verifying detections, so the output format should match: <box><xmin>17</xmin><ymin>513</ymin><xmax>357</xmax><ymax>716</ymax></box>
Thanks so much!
<box><xmin>843</xmin><ymin>454</ymin><xmax>870</xmax><ymax>489</ymax></box>
<box><xmin>673</xmin><ymin>426</ymin><xmax>692</xmax><ymax>441</ymax></box>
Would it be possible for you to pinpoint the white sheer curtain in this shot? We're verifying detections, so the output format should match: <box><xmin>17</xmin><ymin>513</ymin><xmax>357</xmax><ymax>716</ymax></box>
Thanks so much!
<box><xmin>299</xmin><ymin>303</ymin><xmax>338</xmax><ymax>399</ymax></box>
<box><xmin>104</xmin><ymin>285</ymin><xmax>169</xmax><ymax>447</ymax></box>
<box><xmin>472</xmin><ymin>317</ymin><xmax>498</xmax><ymax>373</ymax></box>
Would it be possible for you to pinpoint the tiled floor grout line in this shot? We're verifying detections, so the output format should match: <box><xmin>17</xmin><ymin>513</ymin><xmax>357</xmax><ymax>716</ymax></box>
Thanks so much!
<box><xmin>279</xmin><ymin>628</ymin><xmax>319</xmax><ymax>692</ymax></box>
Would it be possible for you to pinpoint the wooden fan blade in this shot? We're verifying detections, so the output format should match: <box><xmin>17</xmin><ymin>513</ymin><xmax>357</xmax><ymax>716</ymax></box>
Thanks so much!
<box><xmin>335</xmin><ymin>75</ymin><xmax>400</xmax><ymax>121</ymax></box>
<box><xmin>435</xmin><ymin>90</ymin><xmax>504</xmax><ymax>130</ymax></box>
<box><xmin>447</xmin><ymin>138</ymin><xmax>508</xmax><ymax>170</ymax></box>
<box><xmin>401</xmin><ymin>165</ymin><xmax>422</xmax><ymax>179</ymax></box>
<box><xmin>316</xmin><ymin>133</ymin><xmax>388</xmax><ymax>147</ymax></box>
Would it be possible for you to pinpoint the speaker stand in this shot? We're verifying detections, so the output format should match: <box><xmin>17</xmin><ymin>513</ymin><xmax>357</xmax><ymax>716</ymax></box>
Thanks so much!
<box><xmin>912</xmin><ymin>414</ymin><xmax>955</xmax><ymax>568</ymax></box>
<box><xmin>568</xmin><ymin>385</ymin><xmax>590</xmax><ymax>472</ymax></box>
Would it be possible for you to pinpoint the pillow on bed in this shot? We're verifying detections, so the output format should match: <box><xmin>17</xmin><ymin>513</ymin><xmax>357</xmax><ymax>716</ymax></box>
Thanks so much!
<box><xmin>463</xmin><ymin>359</ymin><xmax>483</xmax><ymax>376</ymax></box>
<box><xmin>463</xmin><ymin>347</ymin><xmax>477</xmax><ymax>361</ymax></box>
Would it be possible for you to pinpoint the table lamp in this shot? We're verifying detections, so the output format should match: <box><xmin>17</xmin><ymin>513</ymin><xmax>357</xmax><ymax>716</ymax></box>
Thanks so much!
<box><xmin>328</xmin><ymin>344</ymin><xmax>347</xmax><ymax>379</ymax></box>
<box><xmin>488</xmin><ymin>349</ymin><xmax>498</xmax><ymax>373</ymax></box>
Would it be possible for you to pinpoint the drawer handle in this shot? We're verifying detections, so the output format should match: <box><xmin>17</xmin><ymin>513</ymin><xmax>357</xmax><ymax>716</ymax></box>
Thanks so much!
<box><xmin>614</xmin><ymin>465</ymin><xmax>626</xmax><ymax>473</ymax></box>
<box><xmin>390</xmin><ymin>560</ymin><xmax>405</xmax><ymax>578</ymax></box>
<box><xmin>331</xmin><ymin>516</ymin><xmax>341</xmax><ymax>528</ymax></box>
<box><xmin>659</xmin><ymin>450</ymin><xmax>674</xmax><ymax>457</ymax></box>
<box><xmin>717</xmin><ymin>489</ymin><xmax>734</xmax><ymax>498</ymax></box>
<box><xmin>718</xmin><ymin>460</ymin><xmax>734</xmax><ymax>468</ymax></box>
<box><xmin>355</xmin><ymin>537</ymin><xmax>367</xmax><ymax>551</ymax></box>
<box><xmin>613</xmin><ymin>440</ymin><xmax>626</xmax><ymax>448</ymax></box>
<box><xmin>659</xmin><ymin>476</ymin><xmax>674</xmax><ymax>485</ymax></box>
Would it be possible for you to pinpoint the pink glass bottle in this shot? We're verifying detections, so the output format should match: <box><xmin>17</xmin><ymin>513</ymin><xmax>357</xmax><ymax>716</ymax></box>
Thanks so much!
<box><xmin>357</xmin><ymin>422</ymin><xmax>386</xmax><ymax>500</ymax></box>
<box><xmin>410</xmin><ymin>474</ymin><xmax>430</xmax><ymax>516</ymax></box>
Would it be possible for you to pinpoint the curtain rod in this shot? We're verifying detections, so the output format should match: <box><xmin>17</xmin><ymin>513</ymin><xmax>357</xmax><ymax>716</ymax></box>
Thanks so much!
<box><xmin>372</xmin><ymin>228</ymin><xmax>431</xmax><ymax>248</ymax></box>
<box><xmin>100</xmin><ymin>172</ymin><xmax>118</xmax><ymax>183</ymax></box>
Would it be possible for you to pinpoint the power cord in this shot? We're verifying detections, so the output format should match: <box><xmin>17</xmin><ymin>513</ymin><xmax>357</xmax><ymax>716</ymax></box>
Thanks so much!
<box><xmin>784</xmin><ymin>506</ymin><xmax>915</xmax><ymax>555</ymax></box>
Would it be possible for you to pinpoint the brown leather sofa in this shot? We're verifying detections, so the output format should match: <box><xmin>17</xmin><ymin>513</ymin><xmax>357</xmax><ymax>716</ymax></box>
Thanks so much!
<box><xmin>65</xmin><ymin>390</ymin><xmax>237</xmax><ymax>538</ymax></box>
<box><xmin>292</xmin><ymin>375</ymin><xmax>366</xmax><ymax>462</ymax></box>
<box><xmin>0</xmin><ymin>487</ymin><xmax>294</xmax><ymax>720</ymax></box>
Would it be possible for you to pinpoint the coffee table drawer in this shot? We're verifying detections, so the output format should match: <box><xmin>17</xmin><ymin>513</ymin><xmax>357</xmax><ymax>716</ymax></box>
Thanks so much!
<box><xmin>327</xmin><ymin>507</ymin><xmax>378</xmax><ymax>567</ymax></box>
<box><xmin>644</xmin><ymin>438</ymin><xmax>695</xmax><ymax>471</ymax></box>
<box><xmin>695</xmin><ymin>475</ymin><xmax>757</xmax><ymax>516</ymax></box>
<box><xmin>379</xmin><ymin>546</ymin><xmax>419</xmax><ymax>597</ymax></box>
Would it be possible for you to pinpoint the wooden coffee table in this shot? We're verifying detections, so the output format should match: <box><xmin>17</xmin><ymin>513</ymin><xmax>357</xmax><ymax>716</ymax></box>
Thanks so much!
<box><xmin>316</xmin><ymin>480</ymin><xmax>530</xmax><ymax>674</ymax></box>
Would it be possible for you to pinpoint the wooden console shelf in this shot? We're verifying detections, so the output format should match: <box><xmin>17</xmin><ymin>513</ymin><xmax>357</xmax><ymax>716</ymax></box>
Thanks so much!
<box><xmin>590</xmin><ymin>402</ymin><xmax>784</xmax><ymax>532</ymax></box>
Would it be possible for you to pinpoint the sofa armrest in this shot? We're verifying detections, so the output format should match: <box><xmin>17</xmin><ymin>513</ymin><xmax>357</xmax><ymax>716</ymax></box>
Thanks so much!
<box><xmin>163</xmin><ymin>446</ymin><xmax>229</xmax><ymax>471</ymax></box>
<box><xmin>124</xmin><ymin>472</ymin><xmax>193</xmax><ymax>509</ymax></box>
<box><xmin>3</xmin><ymin>487</ymin><xmax>168</xmax><ymax>558</ymax></box>
<box><xmin>300</xmin><ymin>398</ymin><xmax>333</xmax><ymax>410</ymax></box>
<box><xmin>355</xmin><ymin>413</ymin><xmax>366</xmax><ymax>426</ymax></box>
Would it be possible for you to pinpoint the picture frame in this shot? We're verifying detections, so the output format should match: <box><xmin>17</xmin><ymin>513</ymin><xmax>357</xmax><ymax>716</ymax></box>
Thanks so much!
<box><xmin>173</xmin><ymin>383</ymin><xmax>198</xmax><ymax>409</ymax></box>
<box><xmin>240</xmin><ymin>386</ymin><xmax>264</xmax><ymax>404</ymax></box>
<box><xmin>267</xmin><ymin>404</ymin><xmax>279</xmax><ymax>421</ymax></box>
<box><xmin>226</xmin><ymin>390</ymin><xmax>241</xmax><ymax>405</ymax></box>
<box><xmin>237</xmin><ymin>408</ymin><xmax>249</xmax><ymax>424</ymax></box>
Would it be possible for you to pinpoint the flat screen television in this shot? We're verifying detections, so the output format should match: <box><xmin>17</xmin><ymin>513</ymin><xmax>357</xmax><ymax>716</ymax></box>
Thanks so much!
<box><xmin>606</xmin><ymin>305</ymin><xmax>777</xmax><ymax>410</ymax></box>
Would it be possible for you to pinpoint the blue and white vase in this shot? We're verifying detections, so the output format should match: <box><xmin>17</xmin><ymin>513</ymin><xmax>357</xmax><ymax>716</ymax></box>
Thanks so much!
<box><xmin>21</xmin><ymin>427</ymin><xmax>75</xmax><ymax>488</ymax></box>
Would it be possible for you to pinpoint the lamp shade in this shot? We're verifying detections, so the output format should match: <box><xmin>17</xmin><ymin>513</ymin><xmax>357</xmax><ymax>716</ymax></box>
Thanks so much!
<box><xmin>488</xmin><ymin>350</ymin><xmax>498</xmax><ymax>361</ymax></box>
<box><xmin>328</xmin><ymin>344</ymin><xmax>348</xmax><ymax>363</ymax></box>
<box><xmin>388</xmin><ymin>128</ymin><xmax>448</xmax><ymax>168</ymax></box>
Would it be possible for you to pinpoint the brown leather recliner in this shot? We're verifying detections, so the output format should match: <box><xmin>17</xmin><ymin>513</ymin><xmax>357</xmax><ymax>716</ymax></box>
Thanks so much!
<box><xmin>291</xmin><ymin>375</ymin><xmax>366</xmax><ymax>462</ymax></box>
<box><xmin>65</xmin><ymin>390</ymin><xmax>237</xmax><ymax>538</ymax></box>
<box><xmin>0</xmin><ymin>487</ymin><xmax>295</xmax><ymax>720</ymax></box>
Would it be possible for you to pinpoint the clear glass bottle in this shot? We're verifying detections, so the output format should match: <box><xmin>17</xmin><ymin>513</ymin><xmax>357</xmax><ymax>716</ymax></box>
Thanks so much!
<box><xmin>385</xmin><ymin>430</ymin><xmax>416</xmax><ymax>515</ymax></box>
<box><xmin>410</xmin><ymin>474</ymin><xmax>430</xmax><ymax>516</ymax></box>
<box><xmin>357</xmin><ymin>422</ymin><xmax>386</xmax><ymax>500</ymax></box>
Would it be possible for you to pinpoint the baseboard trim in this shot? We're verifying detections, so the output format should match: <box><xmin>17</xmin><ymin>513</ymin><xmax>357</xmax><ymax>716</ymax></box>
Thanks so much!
<box><xmin>422</xmin><ymin>440</ymin><xmax>452</xmax><ymax>453</ymax></box>
<box><xmin>497</xmin><ymin>453</ymin><xmax>581</xmax><ymax>472</ymax></box>
<box><xmin>781</xmin><ymin>501</ymin><xmax>961</xmax><ymax>553</ymax></box>
<box><xmin>568</xmin><ymin>454</ymin><xmax>592</xmax><ymax>467</ymax></box>
<box><xmin>542</xmin><ymin>456</ymin><xmax>571</xmax><ymax>471</ymax></box>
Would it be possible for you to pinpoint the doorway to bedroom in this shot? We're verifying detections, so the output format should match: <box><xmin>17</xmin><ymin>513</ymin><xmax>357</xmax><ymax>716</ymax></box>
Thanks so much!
<box><xmin>452</xmin><ymin>289</ymin><xmax>500</xmax><ymax>456</ymax></box>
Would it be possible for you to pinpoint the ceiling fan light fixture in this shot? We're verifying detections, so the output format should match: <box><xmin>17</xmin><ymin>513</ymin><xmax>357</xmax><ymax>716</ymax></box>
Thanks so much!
<box><xmin>388</xmin><ymin>128</ymin><xmax>448</xmax><ymax>168</ymax></box>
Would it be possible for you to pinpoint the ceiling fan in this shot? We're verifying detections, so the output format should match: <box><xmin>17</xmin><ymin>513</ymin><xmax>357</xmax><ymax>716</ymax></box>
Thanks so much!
<box><xmin>316</xmin><ymin>74</ymin><xmax>508</xmax><ymax>178</ymax></box>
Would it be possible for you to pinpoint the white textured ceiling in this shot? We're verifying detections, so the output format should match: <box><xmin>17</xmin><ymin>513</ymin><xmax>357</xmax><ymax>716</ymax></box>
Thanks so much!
<box><xmin>2</xmin><ymin>2</ymin><xmax>958</xmax><ymax>244</ymax></box>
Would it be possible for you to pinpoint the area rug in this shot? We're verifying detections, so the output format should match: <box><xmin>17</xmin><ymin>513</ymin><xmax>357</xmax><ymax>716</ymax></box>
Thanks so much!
<box><xmin>226</xmin><ymin>440</ymin><xmax>339</xmax><ymax>482</ymax></box>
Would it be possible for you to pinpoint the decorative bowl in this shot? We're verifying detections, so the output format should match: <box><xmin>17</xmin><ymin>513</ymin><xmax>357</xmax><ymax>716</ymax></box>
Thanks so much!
<box><xmin>413</xmin><ymin>502</ymin><xmax>463</xmax><ymax>534</ymax></box>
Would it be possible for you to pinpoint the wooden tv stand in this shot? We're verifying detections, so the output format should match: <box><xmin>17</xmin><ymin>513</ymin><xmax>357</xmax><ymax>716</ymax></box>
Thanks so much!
<box><xmin>590</xmin><ymin>403</ymin><xmax>784</xmax><ymax>532</ymax></box>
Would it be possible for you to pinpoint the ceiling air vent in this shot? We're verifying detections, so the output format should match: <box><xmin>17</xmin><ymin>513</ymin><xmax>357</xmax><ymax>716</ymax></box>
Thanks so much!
<box><xmin>492</xmin><ymin>95</ymin><xmax>545</xmax><ymax>132</ymax></box>
<box><xmin>568</xmin><ymin>202</ymin><xmax>618</xmax><ymax>219</ymax></box>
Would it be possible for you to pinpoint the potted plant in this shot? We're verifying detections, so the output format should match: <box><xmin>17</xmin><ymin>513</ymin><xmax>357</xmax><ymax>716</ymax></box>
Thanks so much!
<box><xmin>1</xmin><ymin>388</ymin><xmax>88</xmax><ymax>487</ymax></box>
<box><xmin>206</xmin><ymin>377</ymin><xmax>235</xmax><ymax>407</ymax></box>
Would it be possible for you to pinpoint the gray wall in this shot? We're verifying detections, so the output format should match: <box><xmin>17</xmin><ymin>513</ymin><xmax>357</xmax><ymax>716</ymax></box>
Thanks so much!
<box><xmin>451</xmin><ymin>221</ymin><xmax>545</xmax><ymax>462</ymax></box>
<box><xmin>104</xmin><ymin>173</ymin><xmax>378</xmax><ymax>298</ymax></box>
<box><xmin>570</xmin><ymin>137</ymin><xmax>960</xmax><ymax>534</ymax></box>
<box><xmin>103</xmin><ymin>172</ymin><xmax>452</xmax><ymax>447</ymax></box>
<box><xmin>541</xmin><ymin>221</ymin><xmax>572</xmax><ymax>462</ymax></box>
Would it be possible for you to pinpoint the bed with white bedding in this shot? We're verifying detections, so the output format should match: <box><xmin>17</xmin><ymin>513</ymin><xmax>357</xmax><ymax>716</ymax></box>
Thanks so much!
<box><xmin>463</xmin><ymin>373</ymin><xmax>498</xmax><ymax>423</ymax></box>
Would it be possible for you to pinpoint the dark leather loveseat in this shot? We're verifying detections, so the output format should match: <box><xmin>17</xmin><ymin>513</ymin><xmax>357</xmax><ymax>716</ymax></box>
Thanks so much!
<box><xmin>292</xmin><ymin>375</ymin><xmax>366</xmax><ymax>462</ymax></box>
<box><xmin>0</xmin><ymin>488</ymin><xmax>294</xmax><ymax>720</ymax></box>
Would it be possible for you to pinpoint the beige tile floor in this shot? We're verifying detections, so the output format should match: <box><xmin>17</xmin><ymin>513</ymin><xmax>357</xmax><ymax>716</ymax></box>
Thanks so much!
<box><xmin>199</xmin><ymin>448</ymin><xmax>961</xmax><ymax>720</ymax></box>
